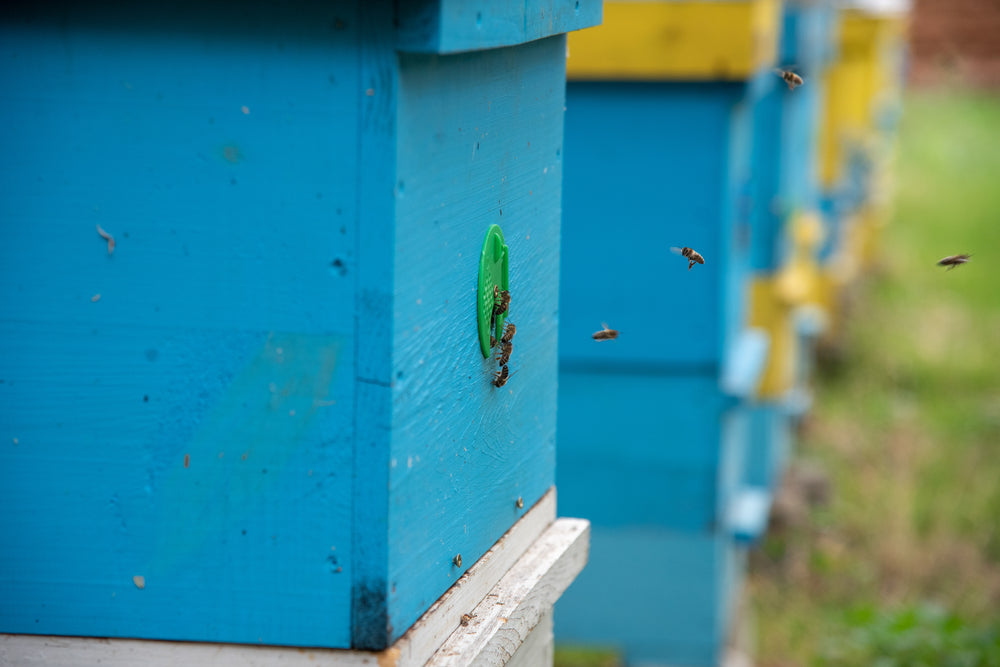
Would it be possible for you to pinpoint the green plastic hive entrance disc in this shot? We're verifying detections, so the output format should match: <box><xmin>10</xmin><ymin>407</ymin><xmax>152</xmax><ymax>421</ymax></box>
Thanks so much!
<box><xmin>477</xmin><ymin>224</ymin><xmax>509</xmax><ymax>358</ymax></box>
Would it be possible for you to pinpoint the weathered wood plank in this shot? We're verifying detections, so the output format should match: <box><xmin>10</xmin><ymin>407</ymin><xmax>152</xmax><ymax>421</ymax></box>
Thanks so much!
<box><xmin>506</xmin><ymin>611</ymin><xmax>553</xmax><ymax>667</ymax></box>
<box><xmin>427</xmin><ymin>518</ymin><xmax>590</xmax><ymax>666</ymax></box>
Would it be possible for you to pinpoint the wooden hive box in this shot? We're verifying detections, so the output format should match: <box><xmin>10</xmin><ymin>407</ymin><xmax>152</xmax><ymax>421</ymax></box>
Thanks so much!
<box><xmin>0</xmin><ymin>0</ymin><xmax>599</xmax><ymax>660</ymax></box>
<box><xmin>745</xmin><ymin>0</ymin><xmax>839</xmax><ymax>492</ymax></box>
<box><xmin>555</xmin><ymin>2</ymin><xmax>778</xmax><ymax>664</ymax></box>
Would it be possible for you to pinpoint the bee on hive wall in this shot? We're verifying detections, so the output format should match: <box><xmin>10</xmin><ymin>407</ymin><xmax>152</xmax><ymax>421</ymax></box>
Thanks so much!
<box><xmin>497</xmin><ymin>340</ymin><xmax>513</xmax><ymax>366</ymax></box>
<box><xmin>494</xmin><ymin>289</ymin><xmax>511</xmax><ymax>317</ymax></box>
<box><xmin>492</xmin><ymin>365</ymin><xmax>510</xmax><ymax>388</ymax></box>
<box><xmin>500</xmin><ymin>322</ymin><xmax>516</xmax><ymax>345</ymax></box>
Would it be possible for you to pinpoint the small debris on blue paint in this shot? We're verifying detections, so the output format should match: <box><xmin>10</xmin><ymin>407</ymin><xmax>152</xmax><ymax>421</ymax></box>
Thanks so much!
<box><xmin>133</xmin><ymin>575</ymin><xmax>145</xmax><ymax>590</ymax></box>
<box><xmin>96</xmin><ymin>224</ymin><xmax>115</xmax><ymax>255</ymax></box>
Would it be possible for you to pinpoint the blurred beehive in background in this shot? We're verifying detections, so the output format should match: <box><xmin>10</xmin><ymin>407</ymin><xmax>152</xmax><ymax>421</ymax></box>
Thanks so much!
<box><xmin>814</xmin><ymin>0</ymin><xmax>909</xmax><ymax>352</ymax></box>
<box><xmin>555</xmin><ymin>0</ymin><xmax>908</xmax><ymax>665</ymax></box>
<box><xmin>557</xmin><ymin>1</ymin><xmax>780</xmax><ymax>665</ymax></box>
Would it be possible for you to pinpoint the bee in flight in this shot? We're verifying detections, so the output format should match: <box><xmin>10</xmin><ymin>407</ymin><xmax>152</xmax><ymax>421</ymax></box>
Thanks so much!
<box><xmin>937</xmin><ymin>254</ymin><xmax>971</xmax><ymax>270</ymax></box>
<box><xmin>592</xmin><ymin>323</ymin><xmax>619</xmax><ymax>341</ymax></box>
<box><xmin>774</xmin><ymin>68</ymin><xmax>804</xmax><ymax>90</ymax></box>
<box><xmin>671</xmin><ymin>246</ymin><xmax>705</xmax><ymax>270</ymax></box>
<box><xmin>492</xmin><ymin>365</ymin><xmax>510</xmax><ymax>388</ymax></box>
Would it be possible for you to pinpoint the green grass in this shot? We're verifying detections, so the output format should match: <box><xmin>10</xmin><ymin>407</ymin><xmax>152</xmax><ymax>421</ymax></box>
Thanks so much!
<box><xmin>749</xmin><ymin>90</ymin><xmax>1000</xmax><ymax>666</ymax></box>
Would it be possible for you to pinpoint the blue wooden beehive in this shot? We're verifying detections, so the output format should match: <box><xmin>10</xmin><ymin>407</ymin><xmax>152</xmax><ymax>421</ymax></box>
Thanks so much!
<box><xmin>553</xmin><ymin>2</ymin><xmax>778</xmax><ymax>664</ymax></box>
<box><xmin>0</xmin><ymin>0</ymin><xmax>600</xmax><ymax>652</ymax></box>
<box><xmin>744</xmin><ymin>0</ymin><xmax>838</xmax><ymax>493</ymax></box>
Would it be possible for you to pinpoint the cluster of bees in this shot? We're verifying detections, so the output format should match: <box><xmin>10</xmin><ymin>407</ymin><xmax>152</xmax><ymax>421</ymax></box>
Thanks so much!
<box><xmin>489</xmin><ymin>286</ymin><xmax>515</xmax><ymax>388</ymax></box>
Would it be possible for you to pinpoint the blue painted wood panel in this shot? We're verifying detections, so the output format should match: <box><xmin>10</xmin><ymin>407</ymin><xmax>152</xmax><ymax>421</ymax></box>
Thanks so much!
<box><xmin>751</xmin><ymin>3</ymin><xmax>830</xmax><ymax>272</ymax></box>
<box><xmin>559</xmin><ymin>81</ymin><xmax>758</xmax><ymax>369</ymax></box>
<box><xmin>0</xmin><ymin>0</ymin><xmax>585</xmax><ymax>651</ymax></box>
<box><xmin>556</xmin><ymin>72</ymin><xmax>770</xmax><ymax>666</ymax></box>
<box><xmin>397</xmin><ymin>0</ymin><xmax>602</xmax><ymax>54</ymax></box>
<box><xmin>744</xmin><ymin>402</ymin><xmax>792</xmax><ymax>490</ymax></box>
<box><xmin>556</xmin><ymin>371</ymin><xmax>749</xmax><ymax>533</ymax></box>
<box><xmin>555</xmin><ymin>525</ymin><xmax>746</xmax><ymax>667</ymax></box>
<box><xmin>385</xmin><ymin>34</ymin><xmax>567</xmax><ymax>644</ymax></box>
<box><xmin>0</xmin><ymin>0</ymin><xmax>360</xmax><ymax>647</ymax></box>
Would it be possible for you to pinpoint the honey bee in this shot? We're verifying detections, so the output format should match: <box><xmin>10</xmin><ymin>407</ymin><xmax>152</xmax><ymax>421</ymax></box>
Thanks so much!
<box><xmin>671</xmin><ymin>246</ymin><xmax>705</xmax><ymax>270</ymax></box>
<box><xmin>774</xmin><ymin>68</ymin><xmax>804</xmax><ymax>90</ymax></box>
<box><xmin>500</xmin><ymin>322</ymin><xmax>516</xmax><ymax>345</ymax></box>
<box><xmin>492</xmin><ymin>365</ymin><xmax>510</xmax><ymax>388</ymax></box>
<box><xmin>592</xmin><ymin>323</ymin><xmax>619</xmax><ymax>341</ymax></box>
<box><xmin>494</xmin><ymin>289</ymin><xmax>511</xmax><ymax>317</ymax></box>
<box><xmin>937</xmin><ymin>254</ymin><xmax>971</xmax><ymax>270</ymax></box>
<box><xmin>496</xmin><ymin>340</ymin><xmax>513</xmax><ymax>366</ymax></box>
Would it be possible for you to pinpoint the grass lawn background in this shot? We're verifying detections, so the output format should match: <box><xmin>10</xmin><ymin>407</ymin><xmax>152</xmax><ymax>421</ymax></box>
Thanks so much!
<box><xmin>749</xmin><ymin>89</ymin><xmax>1000</xmax><ymax>666</ymax></box>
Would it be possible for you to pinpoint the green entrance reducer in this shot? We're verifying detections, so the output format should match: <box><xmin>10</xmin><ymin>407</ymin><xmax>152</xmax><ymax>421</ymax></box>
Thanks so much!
<box><xmin>476</xmin><ymin>224</ymin><xmax>509</xmax><ymax>358</ymax></box>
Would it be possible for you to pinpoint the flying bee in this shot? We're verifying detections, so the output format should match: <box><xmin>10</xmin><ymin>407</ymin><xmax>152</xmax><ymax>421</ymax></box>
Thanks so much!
<box><xmin>774</xmin><ymin>68</ymin><xmax>804</xmax><ymax>90</ymax></box>
<box><xmin>492</xmin><ymin>364</ymin><xmax>510</xmax><ymax>388</ymax></box>
<box><xmin>592</xmin><ymin>323</ymin><xmax>619</xmax><ymax>341</ymax></box>
<box><xmin>496</xmin><ymin>339</ymin><xmax>513</xmax><ymax>366</ymax></box>
<box><xmin>937</xmin><ymin>254</ymin><xmax>971</xmax><ymax>270</ymax></box>
<box><xmin>500</xmin><ymin>321</ymin><xmax>516</xmax><ymax>345</ymax></box>
<box><xmin>671</xmin><ymin>246</ymin><xmax>705</xmax><ymax>270</ymax></box>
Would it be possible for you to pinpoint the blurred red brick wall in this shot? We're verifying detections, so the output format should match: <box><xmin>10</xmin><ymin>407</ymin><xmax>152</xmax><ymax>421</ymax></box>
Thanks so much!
<box><xmin>909</xmin><ymin>0</ymin><xmax>1000</xmax><ymax>86</ymax></box>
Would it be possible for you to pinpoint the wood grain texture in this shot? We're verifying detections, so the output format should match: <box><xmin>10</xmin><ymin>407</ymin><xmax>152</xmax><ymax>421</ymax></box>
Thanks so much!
<box><xmin>387</xmin><ymin>489</ymin><xmax>556</xmax><ymax>666</ymax></box>
<box><xmin>0</xmin><ymin>635</ymin><xmax>380</xmax><ymax>667</ymax></box>
<box><xmin>504</xmin><ymin>612</ymin><xmax>553</xmax><ymax>667</ymax></box>
<box><xmin>427</xmin><ymin>518</ymin><xmax>590</xmax><ymax>666</ymax></box>
<box><xmin>351</xmin><ymin>0</ymin><xmax>399</xmax><ymax>650</ymax></box>
<box><xmin>385</xmin><ymin>35</ymin><xmax>567</xmax><ymax>644</ymax></box>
